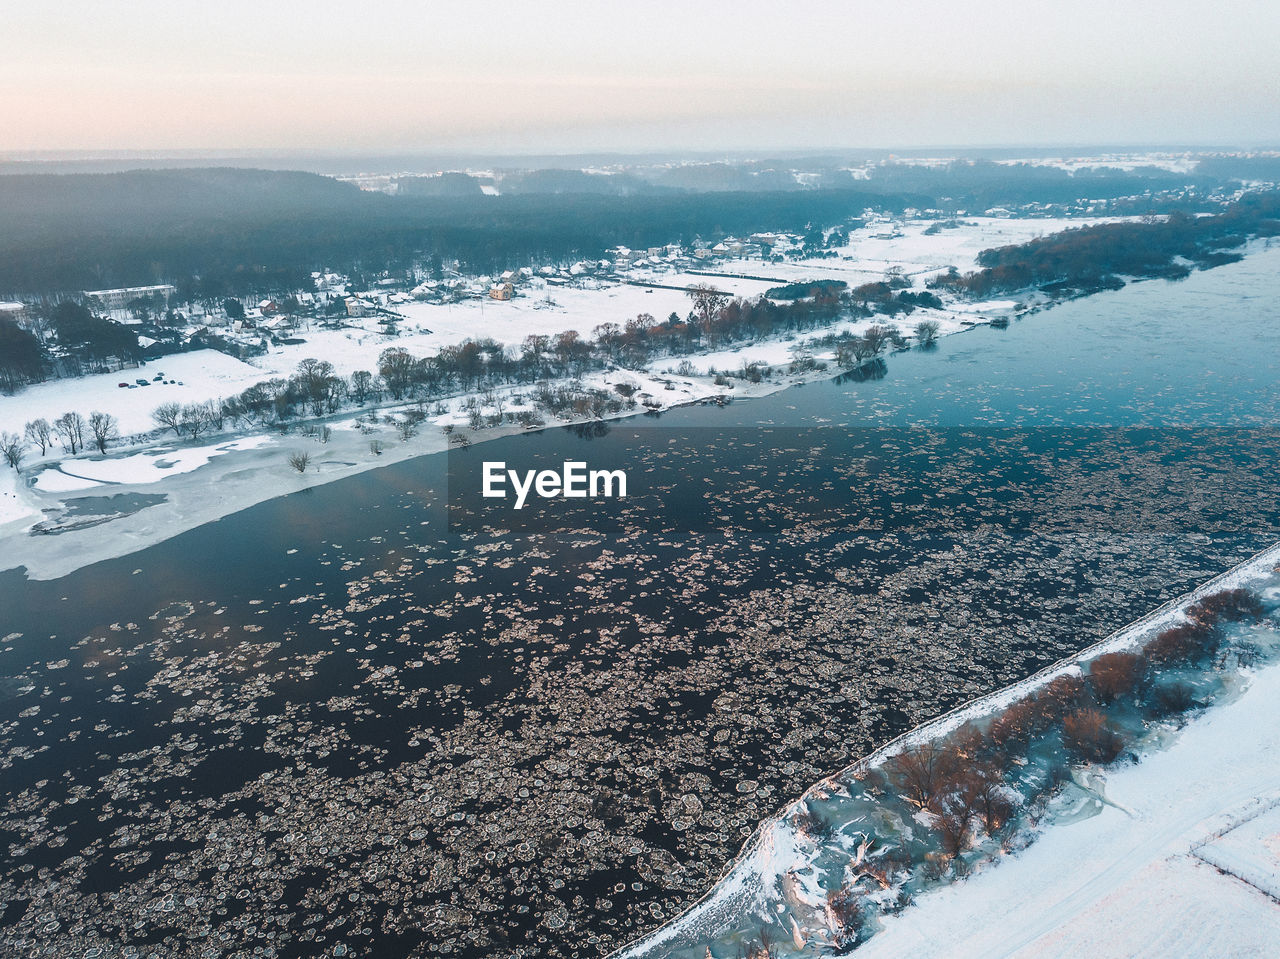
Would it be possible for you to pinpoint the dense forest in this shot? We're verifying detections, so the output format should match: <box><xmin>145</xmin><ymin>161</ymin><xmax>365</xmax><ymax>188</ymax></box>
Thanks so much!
<box><xmin>836</xmin><ymin>160</ymin><xmax>1226</xmax><ymax>210</ymax></box>
<box><xmin>932</xmin><ymin>192</ymin><xmax>1280</xmax><ymax>298</ymax></box>
<box><xmin>1</xmin><ymin>156</ymin><xmax>1256</xmax><ymax>297</ymax></box>
<box><xmin>0</xmin><ymin>169</ymin><xmax>921</xmax><ymax>296</ymax></box>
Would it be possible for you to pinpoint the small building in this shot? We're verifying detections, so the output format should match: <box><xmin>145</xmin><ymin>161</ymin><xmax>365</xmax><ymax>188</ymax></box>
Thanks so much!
<box><xmin>0</xmin><ymin>301</ymin><xmax>25</xmax><ymax>323</ymax></box>
<box><xmin>488</xmin><ymin>282</ymin><xmax>514</xmax><ymax>301</ymax></box>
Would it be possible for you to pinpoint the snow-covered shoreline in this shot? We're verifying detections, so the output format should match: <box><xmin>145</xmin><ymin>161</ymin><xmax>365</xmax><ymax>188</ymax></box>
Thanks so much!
<box><xmin>856</xmin><ymin>655</ymin><xmax>1280</xmax><ymax>958</ymax></box>
<box><xmin>615</xmin><ymin>540</ymin><xmax>1280</xmax><ymax>959</ymax></box>
<box><xmin>1</xmin><ymin>214</ymin><xmax>1128</xmax><ymax>579</ymax></box>
<box><xmin>0</xmin><ymin>364</ymin><xmax>817</xmax><ymax>582</ymax></box>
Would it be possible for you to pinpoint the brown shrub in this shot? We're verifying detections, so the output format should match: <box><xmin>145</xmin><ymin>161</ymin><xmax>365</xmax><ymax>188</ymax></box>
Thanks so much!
<box><xmin>955</xmin><ymin>760</ymin><xmax>1015</xmax><ymax>834</ymax></box>
<box><xmin>1088</xmin><ymin>651</ymin><xmax>1147</xmax><ymax>705</ymax></box>
<box><xmin>949</xmin><ymin>724</ymin><xmax>990</xmax><ymax>762</ymax></box>
<box><xmin>988</xmin><ymin>699</ymin><xmax>1040</xmax><ymax>750</ymax></box>
<box><xmin>1030</xmin><ymin>674</ymin><xmax>1092</xmax><ymax>725</ymax></box>
<box><xmin>1187</xmin><ymin>588</ymin><xmax>1263</xmax><ymax>624</ymax></box>
<box><xmin>1061</xmin><ymin>707</ymin><xmax>1125</xmax><ymax>764</ymax></box>
<box><xmin>827</xmin><ymin>886</ymin><xmax>863</xmax><ymax>949</ymax></box>
<box><xmin>937</xmin><ymin>807</ymin><xmax>974</xmax><ymax>859</ymax></box>
<box><xmin>1144</xmin><ymin>621</ymin><xmax>1218</xmax><ymax>667</ymax></box>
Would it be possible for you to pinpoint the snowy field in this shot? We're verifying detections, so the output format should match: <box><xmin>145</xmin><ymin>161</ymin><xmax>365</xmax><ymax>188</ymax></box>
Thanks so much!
<box><xmin>0</xmin><ymin>216</ymin><xmax>1119</xmax><ymax>444</ymax></box>
<box><xmin>30</xmin><ymin>436</ymin><xmax>273</xmax><ymax>492</ymax></box>
<box><xmin>856</xmin><ymin>663</ymin><xmax>1280</xmax><ymax>959</ymax></box>
<box><xmin>0</xmin><ymin>350</ymin><xmax>270</xmax><ymax>437</ymax></box>
<box><xmin>0</xmin><ymin>212</ymin><xmax>1113</xmax><ymax>559</ymax></box>
<box><xmin>0</xmin><ymin>467</ymin><xmax>35</xmax><ymax>526</ymax></box>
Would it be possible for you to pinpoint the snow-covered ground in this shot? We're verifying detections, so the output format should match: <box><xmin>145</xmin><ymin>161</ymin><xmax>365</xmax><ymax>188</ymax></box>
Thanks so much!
<box><xmin>0</xmin><ymin>214</ymin><xmax>1130</xmax><ymax>576</ymax></box>
<box><xmin>0</xmin><ymin>350</ymin><xmax>270</xmax><ymax>436</ymax></box>
<box><xmin>618</xmin><ymin>544</ymin><xmax>1280</xmax><ymax>959</ymax></box>
<box><xmin>856</xmin><ymin>663</ymin><xmax>1280</xmax><ymax>959</ymax></box>
<box><xmin>0</xmin><ymin>466</ymin><xmax>39</xmax><ymax>527</ymax></box>
<box><xmin>30</xmin><ymin>436</ymin><xmax>273</xmax><ymax>492</ymax></box>
<box><xmin>0</xmin><ymin>216</ymin><xmax>1112</xmax><ymax>444</ymax></box>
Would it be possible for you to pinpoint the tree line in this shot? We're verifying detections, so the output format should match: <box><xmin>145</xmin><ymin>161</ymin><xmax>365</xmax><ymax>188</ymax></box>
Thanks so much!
<box><xmin>930</xmin><ymin>193</ymin><xmax>1280</xmax><ymax>298</ymax></box>
<box><xmin>808</xmin><ymin>584</ymin><xmax>1267</xmax><ymax>949</ymax></box>
<box><xmin>0</xmin><ymin>167</ymin><xmax>918</xmax><ymax>295</ymax></box>
<box><xmin>2</xmin><ymin>411</ymin><xmax>119</xmax><ymax>469</ymax></box>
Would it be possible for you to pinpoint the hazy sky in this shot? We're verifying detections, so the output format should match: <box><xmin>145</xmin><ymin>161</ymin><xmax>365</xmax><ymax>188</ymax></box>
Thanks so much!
<box><xmin>4</xmin><ymin>0</ymin><xmax>1278</xmax><ymax>153</ymax></box>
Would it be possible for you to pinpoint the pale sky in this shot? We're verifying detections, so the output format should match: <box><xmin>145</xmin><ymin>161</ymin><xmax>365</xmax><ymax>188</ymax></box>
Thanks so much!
<box><xmin>3</xmin><ymin>0</ymin><xmax>1278</xmax><ymax>153</ymax></box>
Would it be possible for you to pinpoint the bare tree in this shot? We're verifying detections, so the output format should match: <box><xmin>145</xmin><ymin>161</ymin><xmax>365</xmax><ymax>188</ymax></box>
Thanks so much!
<box><xmin>914</xmin><ymin>319</ymin><xmax>941</xmax><ymax>346</ymax></box>
<box><xmin>54</xmin><ymin>411</ymin><xmax>86</xmax><ymax>454</ymax></box>
<box><xmin>179</xmin><ymin>401</ymin><xmax>217</xmax><ymax>441</ymax></box>
<box><xmin>88</xmin><ymin>411</ymin><xmax>118</xmax><ymax>454</ymax></box>
<box><xmin>287</xmin><ymin>451</ymin><xmax>310</xmax><ymax>473</ymax></box>
<box><xmin>350</xmin><ymin>369</ymin><xmax>376</xmax><ymax>405</ymax></box>
<box><xmin>1088</xmin><ymin>651</ymin><xmax>1146</xmax><ymax>705</ymax></box>
<box><xmin>862</xmin><ymin>324</ymin><xmax>892</xmax><ymax>356</ymax></box>
<box><xmin>152</xmin><ymin>402</ymin><xmax>183</xmax><ymax>436</ymax></box>
<box><xmin>24</xmin><ymin>418</ymin><xmax>53</xmax><ymax>456</ymax></box>
<box><xmin>955</xmin><ymin>761</ymin><xmax>1015</xmax><ymax>835</ymax></box>
<box><xmin>687</xmin><ymin>283</ymin><xmax>728</xmax><ymax>335</ymax></box>
<box><xmin>1</xmin><ymin>432</ymin><xmax>25</xmax><ymax>469</ymax></box>
<box><xmin>885</xmin><ymin>742</ymin><xmax>956</xmax><ymax>811</ymax></box>
<box><xmin>937</xmin><ymin>804</ymin><xmax>975</xmax><ymax>860</ymax></box>
<box><xmin>295</xmin><ymin>357</ymin><xmax>338</xmax><ymax>416</ymax></box>
<box><xmin>1062</xmin><ymin>708</ymin><xmax>1125</xmax><ymax>764</ymax></box>
<box><xmin>835</xmin><ymin>334</ymin><xmax>874</xmax><ymax>367</ymax></box>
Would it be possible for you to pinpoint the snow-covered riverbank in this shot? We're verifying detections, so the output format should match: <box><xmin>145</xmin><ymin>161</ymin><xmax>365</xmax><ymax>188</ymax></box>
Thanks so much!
<box><xmin>0</xmin><ymin>366</ymin><xmax>762</xmax><ymax>581</ymax></box>
<box><xmin>2</xmin><ymin>215</ymin><xmax>1125</xmax><ymax>579</ymax></box>
<box><xmin>857</xmin><ymin>658</ymin><xmax>1280</xmax><ymax>958</ymax></box>
<box><xmin>615</xmin><ymin>544</ymin><xmax>1280</xmax><ymax>959</ymax></box>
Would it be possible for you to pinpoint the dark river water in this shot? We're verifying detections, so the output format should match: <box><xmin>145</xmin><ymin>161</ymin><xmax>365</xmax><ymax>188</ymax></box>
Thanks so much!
<box><xmin>2</xmin><ymin>247</ymin><xmax>1279</xmax><ymax>959</ymax></box>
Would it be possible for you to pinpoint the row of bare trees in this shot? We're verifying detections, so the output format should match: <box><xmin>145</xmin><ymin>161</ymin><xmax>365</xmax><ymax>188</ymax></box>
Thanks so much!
<box><xmin>3</xmin><ymin>412</ymin><xmax>120</xmax><ymax>469</ymax></box>
<box><xmin>878</xmin><ymin>586</ymin><xmax>1264</xmax><ymax>873</ymax></box>
<box><xmin>151</xmin><ymin>400</ymin><xmax>225</xmax><ymax>441</ymax></box>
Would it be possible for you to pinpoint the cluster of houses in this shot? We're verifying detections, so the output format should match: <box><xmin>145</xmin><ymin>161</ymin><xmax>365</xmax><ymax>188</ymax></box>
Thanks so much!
<box><xmin>0</xmin><ymin>217</ymin><xmax>897</xmax><ymax>364</ymax></box>
<box><xmin>391</xmin><ymin>233</ymin><xmax>811</xmax><ymax>307</ymax></box>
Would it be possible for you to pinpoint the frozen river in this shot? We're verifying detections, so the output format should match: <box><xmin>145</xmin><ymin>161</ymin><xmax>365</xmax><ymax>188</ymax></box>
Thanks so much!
<box><xmin>2</xmin><ymin>247</ymin><xmax>1280</xmax><ymax>958</ymax></box>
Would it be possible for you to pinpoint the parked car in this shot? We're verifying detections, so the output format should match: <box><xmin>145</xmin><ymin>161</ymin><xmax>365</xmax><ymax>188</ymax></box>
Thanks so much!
<box><xmin>118</xmin><ymin>382</ymin><xmax>129</xmax><ymax>388</ymax></box>
<box><xmin>135</xmin><ymin>378</ymin><xmax>149</xmax><ymax>385</ymax></box>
